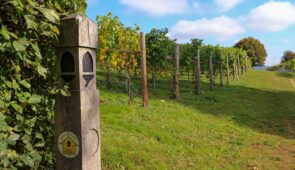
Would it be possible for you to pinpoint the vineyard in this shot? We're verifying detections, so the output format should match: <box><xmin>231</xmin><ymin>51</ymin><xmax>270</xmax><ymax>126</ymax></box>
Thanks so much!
<box><xmin>96</xmin><ymin>13</ymin><xmax>252</xmax><ymax>104</ymax></box>
<box><xmin>0</xmin><ymin>1</ymin><xmax>295</xmax><ymax>170</ymax></box>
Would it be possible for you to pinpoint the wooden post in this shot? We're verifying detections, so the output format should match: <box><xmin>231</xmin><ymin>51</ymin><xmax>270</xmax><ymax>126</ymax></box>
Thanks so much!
<box><xmin>233</xmin><ymin>63</ymin><xmax>236</xmax><ymax>81</ymax></box>
<box><xmin>195</xmin><ymin>49</ymin><xmax>201</xmax><ymax>95</ymax></box>
<box><xmin>172</xmin><ymin>44</ymin><xmax>180</xmax><ymax>99</ymax></box>
<box><xmin>56</xmin><ymin>14</ymin><xmax>101</xmax><ymax>170</ymax></box>
<box><xmin>209</xmin><ymin>55</ymin><xmax>214</xmax><ymax>91</ymax></box>
<box><xmin>237</xmin><ymin>56</ymin><xmax>241</xmax><ymax>80</ymax></box>
<box><xmin>226</xmin><ymin>56</ymin><xmax>230</xmax><ymax>85</ymax></box>
<box><xmin>245</xmin><ymin>57</ymin><xmax>248</xmax><ymax>72</ymax></box>
<box><xmin>219</xmin><ymin>58</ymin><xmax>223</xmax><ymax>87</ymax></box>
<box><xmin>125</xmin><ymin>69</ymin><xmax>129</xmax><ymax>93</ymax></box>
<box><xmin>140</xmin><ymin>32</ymin><xmax>148</xmax><ymax>108</ymax></box>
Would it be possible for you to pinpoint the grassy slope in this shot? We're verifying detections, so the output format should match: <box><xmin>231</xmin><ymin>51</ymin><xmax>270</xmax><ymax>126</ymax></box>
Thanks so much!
<box><xmin>99</xmin><ymin>71</ymin><xmax>295</xmax><ymax>170</ymax></box>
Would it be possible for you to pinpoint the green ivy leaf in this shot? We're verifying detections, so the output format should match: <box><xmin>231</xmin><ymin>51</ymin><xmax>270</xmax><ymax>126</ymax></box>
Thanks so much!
<box><xmin>21</xmin><ymin>134</ymin><xmax>31</xmax><ymax>145</ymax></box>
<box><xmin>11</xmin><ymin>103</ymin><xmax>23</xmax><ymax>113</ymax></box>
<box><xmin>34</xmin><ymin>141</ymin><xmax>44</xmax><ymax>147</ymax></box>
<box><xmin>7</xmin><ymin>133</ymin><xmax>20</xmax><ymax>145</ymax></box>
<box><xmin>1</xmin><ymin>25</ymin><xmax>10</xmax><ymax>40</ymax></box>
<box><xmin>12</xmin><ymin>79</ymin><xmax>19</xmax><ymax>89</ymax></box>
<box><xmin>2</xmin><ymin>157</ymin><xmax>9</xmax><ymax>167</ymax></box>
<box><xmin>37</xmin><ymin>7</ymin><xmax>59</xmax><ymax>23</ymax></box>
<box><xmin>13</xmin><ymin>40</ymin><xmax>27</xmax><ymax>52</ymax></box>
<box><xmin>35</xmin><ymin>133</ymin><xmax>43</xmax><ymax>139</ymax></box>
<box><xmin>20</xmin><ymin>80</ymin><xmax>31</xmax><ymax>89</ymax></box>
<box><xmin>4</xmin><ymin>90</ymin><xmax>11</xmax><ymax>101</ymax></box>
<box><xmin>31</xmin><ymin>43</ymin><xmax>42</xmax><ymax>59</ymax></box>
<box><xmin>30</xmin><ymin>151</ymin><xmax>41</xmax><ymax>162</ymax></box>
<box><xmin>16</xmin><ymin>113</ymin><xmax>24</xmax><ymax>122</ymax></box>
<box><xmin>20</xmin><ymin>155</ymin><xmax>34</xmax><ymax>167</ymax></box>
<box><xmin>61</xmin><ymin>89</ymin><xmax>70</xmax><ymax>96</ymax></box>
<box><xmin>0</xmin><ymin>100</ymin><xmax>4</xmax><ymax>109</ymax></box>
<box><xmin>24</xmin><ymin>15</ymin><xmax>38</xmax><ymax>30</ymax></box>
<box><xmin>37</xmin><ymin>66</ymin><xmax>47</xmax><ymax>78</ymax></box>
<box><xmin>28</xmin><ymin>95</ymin><xmax>42</xmax><ymax>104</ymax></box>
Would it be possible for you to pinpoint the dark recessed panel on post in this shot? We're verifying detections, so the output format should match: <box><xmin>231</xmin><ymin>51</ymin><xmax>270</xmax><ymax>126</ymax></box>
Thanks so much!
<box><xmin>61</xmin><ymin>52</ymin><xmax>75</xmax><ymax>82</ymax></box>
<box><xmin>83</xmin><ymin>52</ymin><xmax>93</xmax><ymax>72</ymax></box>
<box><xmin>83</xmin><ymin>52</ymin><xmax>94</xmax><ymax>87</ymax></box>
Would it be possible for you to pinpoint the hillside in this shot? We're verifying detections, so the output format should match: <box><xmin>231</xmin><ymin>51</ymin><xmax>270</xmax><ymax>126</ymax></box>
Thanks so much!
<box><xmin>98</xmin><ymin>71</ymin><xmax>295</xmax><ymax>169</ymax></box>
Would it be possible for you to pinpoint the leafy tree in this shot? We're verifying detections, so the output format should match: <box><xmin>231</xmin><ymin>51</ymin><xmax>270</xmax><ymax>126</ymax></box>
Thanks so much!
<box><xmin>281</xmin><ymin>50</ymin><xmax>295</xmax><ymax>63</ymax></box>
<box><xmin>234</xmin><ymin>37</ymin><xmax>267</xmax><ymax>66</ymax></box>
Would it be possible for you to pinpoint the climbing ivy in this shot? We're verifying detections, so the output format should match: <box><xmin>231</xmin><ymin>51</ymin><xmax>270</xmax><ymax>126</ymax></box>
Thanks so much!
<box><xmin>0</xmin><ymin>0</ymin><xmax>86</xmax><ymax>169</ymax></box>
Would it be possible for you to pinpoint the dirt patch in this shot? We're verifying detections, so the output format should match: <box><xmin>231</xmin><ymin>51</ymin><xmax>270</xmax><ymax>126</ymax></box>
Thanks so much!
<box><xmin>290</xmin><ymin>79</ymin><xmax>295</xmax><ymax>89</ymax></box>
<box><xmin>251</xmin><ymin>144</ymin><xmax>295</xmax><ymax>169</ymax></box>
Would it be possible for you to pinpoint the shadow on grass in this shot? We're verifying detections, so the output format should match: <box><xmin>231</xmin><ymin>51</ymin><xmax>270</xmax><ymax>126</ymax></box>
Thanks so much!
<box><xmin>97</xmin><ymin>71</ymin><xmax>295</xmax><ymax>140</ymax></box>
<box><xmin>276</xmin><ymin>72</ymin><xmax>295</xmax><ymax>78</ymax></box>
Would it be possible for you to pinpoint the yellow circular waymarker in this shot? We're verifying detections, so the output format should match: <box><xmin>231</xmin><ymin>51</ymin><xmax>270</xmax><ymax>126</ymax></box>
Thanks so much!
<box><xmin>58</xmin><ymin>131</ymin><xmax>79</xmax><ymax>158</ymax></box>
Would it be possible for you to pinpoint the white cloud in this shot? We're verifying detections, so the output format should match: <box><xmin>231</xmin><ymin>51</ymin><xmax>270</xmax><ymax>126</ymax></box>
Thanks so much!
<box><xmin>118</xmin><ymin>0</ymin><xmax>189</xmax><ymax>16</ymax></box>
<box><xmin>214</xmin><ymin>0</ymin><xmax>244</xmax><ymax>12</ymax></box>
<box><xmin>169</xmin><ymin>16</ymin><xmax>245</xmax><ymax>42</ymax></box>
<box><xmin>281</xmin><ymin>38</ymin><xmax>290</xmax><ymax>45</ymax></box>
<box><xmin>244</xmin><ymin>1</ymin><xmax>295</xmax><ymax>32</ymax></box>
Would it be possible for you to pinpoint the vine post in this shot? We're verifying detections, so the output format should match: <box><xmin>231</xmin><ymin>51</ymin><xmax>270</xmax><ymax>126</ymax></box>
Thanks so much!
<box><xmin>226</xmin><ymin>55</ymin><xmax>230</xmax><ymax>85</ymax></box>
<box><xmin>237</xmin><ymin>56</ymin><xmax>241</xmax><ymax>80</ymax></box>
<box><xmin>140</xmin><ymin>32</ymin><xmax>148</xmax><ymax>108</ymax></box>
<box><xmin>219</xmin><ymin>58</ymin><xmax>223</xmax><ymax>87</ymax></box>
<box><xmin>195</xmin><ymin>49</ymin><xmax>201</xmax><ymax>95</ymax></box>
<box><xmin>209</xmin><ymin>54</ymin><xmax>214</xmax><ymax>91</ymax></box>
<box><xmin>172</xmin><ymin>44</ymin><xmax>180</xmax><ymax>99</ymax></box>
<box><xmin>232</xmin><ymin>60</ymin><xmax>237</xmax><ymax>81</ymax></box>
<box><xmin>245</xmin><ymin>56</ymin><xmax>248</xmax><ymax>72</ymax></box>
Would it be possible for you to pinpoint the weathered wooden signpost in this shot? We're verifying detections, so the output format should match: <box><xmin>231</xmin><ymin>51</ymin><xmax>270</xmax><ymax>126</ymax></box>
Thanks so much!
<box><xmin>55</xmin><ymin>14</ymin><xmax>101</xmax><ymax>170</ymax></box>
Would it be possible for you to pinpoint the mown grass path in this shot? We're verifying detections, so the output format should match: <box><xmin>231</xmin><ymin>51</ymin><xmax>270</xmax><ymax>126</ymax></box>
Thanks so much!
<box><xmin>98</xmin><ymin>71</ymin><xmax>295</xmax><ymax>170</ymax></box>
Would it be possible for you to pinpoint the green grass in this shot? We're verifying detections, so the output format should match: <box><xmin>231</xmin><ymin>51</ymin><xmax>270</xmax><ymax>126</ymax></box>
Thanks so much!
<box><xmin>98</xmin><ymin>71</ymin><xmax>295</xmax><ymax>170</ymax></box>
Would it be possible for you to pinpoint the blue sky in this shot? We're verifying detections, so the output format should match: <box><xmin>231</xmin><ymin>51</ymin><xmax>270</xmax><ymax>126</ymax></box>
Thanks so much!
<box><xmin>86</xmin><ymin>0</ymin><xmax>295</xmax><ymax>66</ymax></box>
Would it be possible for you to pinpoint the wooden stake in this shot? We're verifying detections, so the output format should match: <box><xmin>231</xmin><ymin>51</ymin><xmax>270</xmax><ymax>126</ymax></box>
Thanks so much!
<box><xmin>172</xmin><ymin>44</ymin><xmax>180</xmax><ymax>99</ymax></box>
<box><xmin>140</xmin><ymin>32</ymin><xmax>148</xmax><ymax>108</ymax></box>
<box><xmin>226</xmin><ymin>56</ymin><xmax>230</xmax><ymax>85</ymax></box>
<box><xmin>237</xmin><ymin>56</ymin><xmax>241</xmax><ymax>80</ymax></box>
<box><xmin>219</xmin><ymin>58</ymin><xmax>223</xmax><ymax>87</ymax></box>
<box><xmin>233</xmin><ymin>63</ymin><xmax>236</xmax><ymax>81</ymax></box>
<box><xmin>195</xmin><ymin>49</ymin><xmax>201</xmax><ymax>95</ymax></box>
<box><xmin>209</xmin><ymin>55</ymin><xmax>214</xmax><ymax>91</ymax></box>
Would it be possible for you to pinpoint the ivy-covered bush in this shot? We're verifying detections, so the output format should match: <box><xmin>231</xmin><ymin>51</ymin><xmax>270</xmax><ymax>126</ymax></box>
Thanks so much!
<box><xmin>0</xmin><ymin>0</ymin><xmax>86</xmax><ymax>169</ymax></box>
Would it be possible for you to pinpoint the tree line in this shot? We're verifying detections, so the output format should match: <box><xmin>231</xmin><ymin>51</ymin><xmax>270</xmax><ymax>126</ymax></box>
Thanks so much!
<box><xmin>268</xmin><ymin>50</ymin><xmax>295</xmax><ymax>72</ymax></box>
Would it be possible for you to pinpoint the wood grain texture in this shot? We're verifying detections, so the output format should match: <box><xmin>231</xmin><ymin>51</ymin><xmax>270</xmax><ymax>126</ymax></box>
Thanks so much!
<box><xmin>56</xmin><ymin>14</ymin><xmax>100</xmax><ymax>170</ymax></box>
<box><xmin>140</xmin><ymin>32</ymin><xmax>148</xmax><ymax>108</ymax></box>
